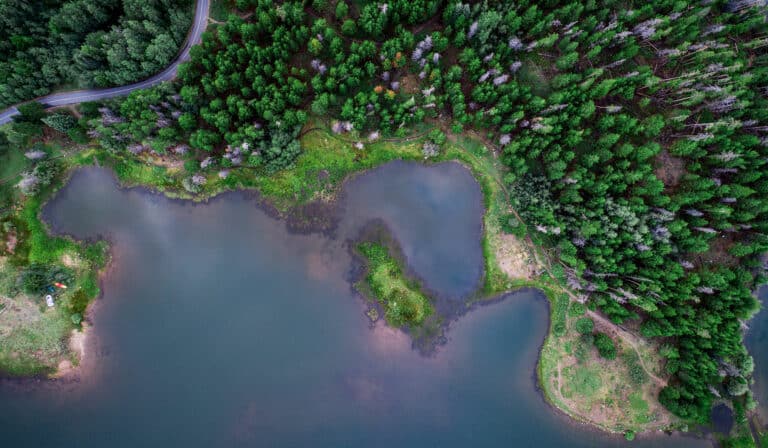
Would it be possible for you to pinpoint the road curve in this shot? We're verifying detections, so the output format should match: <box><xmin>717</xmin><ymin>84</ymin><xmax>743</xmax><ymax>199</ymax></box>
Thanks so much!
<box><xmin>0</xmin><ymin>0</ymin><xmax>210</xmax><ymax>125</ymax></box>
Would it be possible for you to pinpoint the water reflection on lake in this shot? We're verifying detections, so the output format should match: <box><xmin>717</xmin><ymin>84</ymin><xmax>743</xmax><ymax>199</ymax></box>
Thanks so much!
<box><xmin>0</xmin><ymin>163</ymin><xmax>710</xmax><ymax>447</ymax></box>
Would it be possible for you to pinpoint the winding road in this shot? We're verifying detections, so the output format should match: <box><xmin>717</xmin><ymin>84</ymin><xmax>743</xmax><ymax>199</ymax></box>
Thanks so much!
<box><xmin>0</xmin><ymin>0</ymin><xmax>210</xmax><ymax>125</ymax></box>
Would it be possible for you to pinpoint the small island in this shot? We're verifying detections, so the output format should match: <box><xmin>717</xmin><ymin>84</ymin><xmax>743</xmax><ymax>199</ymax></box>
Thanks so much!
<box><xmin>355</xmin><ymin>240</ymin><xmax>435</xmax><ymax>328</ymax></box>
<box><xmin>352</xmin><ymin>222</ymin><xmax>451</xmax><ymax>352</ymax></box>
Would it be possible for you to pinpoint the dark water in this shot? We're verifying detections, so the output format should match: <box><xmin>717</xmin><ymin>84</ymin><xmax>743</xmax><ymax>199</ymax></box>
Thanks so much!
<box><xmin>0</xmin><ymin>163</ymin><xmax>708</xmax><ymax>447</ymax></box>
<box><xmin>710</xmin><ymin>404</ymin><xmax>734</xmax><ymax>435</ymax></box>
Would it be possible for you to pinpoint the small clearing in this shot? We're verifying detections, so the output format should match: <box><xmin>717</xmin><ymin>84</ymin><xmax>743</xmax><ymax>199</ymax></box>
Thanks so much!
<box><xmin>61</xmin><ymin>252</ymin><xmax>82</xmax><ymax>268</ymax></box>
<box><xmin>495</xmin><ymin>233</ymin><xmax>535</xmax><ymax>281</ymax></box>
<box><xmin>0</xmin><ymin>291</ymin><xmax>72</xmax><ymax>375</ymax></box>
<box><xmin>0</xmin><ymin>258</ymin><xmax>77</xmax><ymax>375</ymax></box>
<box><xmin>654</xmin><ymin>149</ymin><xmax>686</xmax><ymax>190</ymax></box>
<box><xmin>399</xmin><ymin>73</ymin><xmax>421</xmax><ymax>95</ymax></box>
<box><xmin>144</xmin><ymin>154</ymin><xmax>184</xmax><ymax>172</ymax></box>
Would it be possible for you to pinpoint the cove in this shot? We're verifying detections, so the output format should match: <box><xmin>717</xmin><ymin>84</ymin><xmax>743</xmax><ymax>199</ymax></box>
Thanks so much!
<box><xmin>0</xmin><ymin>162</ymin><xmax>708</xmax><ymax>447</ymax></box>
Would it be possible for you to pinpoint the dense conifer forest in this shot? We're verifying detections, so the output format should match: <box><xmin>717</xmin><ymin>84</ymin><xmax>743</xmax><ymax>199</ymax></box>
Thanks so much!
<box><xmin>0</xmin><ymin>0</ymin><xmax>192</xmax><ymax>108</ymax></box>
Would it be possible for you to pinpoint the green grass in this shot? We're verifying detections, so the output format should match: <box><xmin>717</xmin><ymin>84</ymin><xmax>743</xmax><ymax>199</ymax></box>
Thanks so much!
<box><xmin>720</xmin><ymin>434</ymin><xmax>758</xmax><ymax>448</ymax></box>
<box><xmin>629</xmin><ymin>391</ymin><xmax>650</xmax><ymax>414</ymax></box>
<box><xmin>549</xmin><ymin>289</ymin><xmax>570</xmax><ymax>337</ymax></box>
<box><xmin>0</xmin><ymin>144</ymin><xmax>108</xmax><ymax>376</ymax></box>
<box><xmin>17</xmin><ymin>197</ymin><xmax>74</xmax><ymax>264</ymax></box>
<box><xmin>622</xmin><ymin>350</ymin><xmax>648</xmax><ymax>386</ymax></box>
<box><xmin>569</xmin><ymin>365</ymin><xmax>602</xmax><ymax>397</ymax></box>
<box><xmin>356</xmin><ymin>241</ymin><xmax>434</xmax><ymax>328</ymax></box>
<box><xmin>105</xmin><ymin>155</ymin><xmax>177</xmax><ymax>191</ymax></box>
<box><xmin>251</xmin><ymin>126</ymin><xmax>423</xmax><ymax>208</ymax></box>
<box><xmin>0</xmin><ymin>148</ymin><xmax>30</xmax><ymax>209</ymax></box>
<box><xmin>0</xmin><ymin>300</ymin><xmax>72</xmax><ymax>376</ymax></box>
<box><xmin>0</xmin><ymin>148</ymin><xmax>28</xmax><ymax>182</ymax></box>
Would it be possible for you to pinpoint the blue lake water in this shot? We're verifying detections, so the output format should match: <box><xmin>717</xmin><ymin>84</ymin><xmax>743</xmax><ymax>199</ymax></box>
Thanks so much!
<box><xmin>0</xmin><ymin>162</ymin><xmax>713</xmax><ymax>447</ymax></box>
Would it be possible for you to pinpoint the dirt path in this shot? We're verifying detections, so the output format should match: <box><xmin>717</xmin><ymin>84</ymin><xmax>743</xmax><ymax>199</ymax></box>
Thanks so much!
<box><xmin>586</xmin><ymin>309</ymin><xmax>667</xmax><ymax>387</ymax></box>
<box><xmin>411</xmin><ymin>15</ymin><xmax>441</xmax><ymax>35</ymax></box>
<box><xmin>546</xmin><ymin>347</ymin><xmax>673</xmax><ymax>432</ymax></box>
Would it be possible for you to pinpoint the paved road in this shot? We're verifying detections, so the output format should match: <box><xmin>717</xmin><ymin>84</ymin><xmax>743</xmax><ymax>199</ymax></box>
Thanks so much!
<box><xmin>0</xmin><ymin>0</ymin><xmax>210</xmax><ymax>125</ymax></box>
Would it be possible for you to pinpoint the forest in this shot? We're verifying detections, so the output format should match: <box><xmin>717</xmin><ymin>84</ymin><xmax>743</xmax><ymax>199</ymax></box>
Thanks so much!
<box><xmin>1</xmin><ymin>0</ymin><xmax>767</xmax><ymax>430</ymax></box>
<box><xmin>0</xmin><ymin>0</ymin><xmax>192</xmax><ymax>108</ymax></box>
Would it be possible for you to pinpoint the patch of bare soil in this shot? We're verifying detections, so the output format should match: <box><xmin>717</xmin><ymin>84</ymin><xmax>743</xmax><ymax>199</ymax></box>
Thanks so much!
<box><xmin>695</xmin><ymin>233</ymin><xmax>739</xmax><ymax>268</ymax></box>
<box><xmin>52</xmin><ymin>326</ymin><xmax>88</xmax><ymax>379</ymax></box>
<box><xmin>4</xmin><ymin>231</ymin><xmax>17</xmax><ymax>254</ymax></box>
<box><xmin>495</xmin><ymin>233</ymin><xmax>535</xmax><ymax>280</ymax></box>
<box><xmin>0</xmin><ymin>294</ymin><xmax>41</xmax><ymax>339</ymax></box>
<box><xmin>411</xmin><ymin>15</ymin><xmax>441</xmax><ymax>35</ymax></box>
<box><xmin>144</xmin><ymin>154</ymin><xmax>184</xmax><ymax>171</ymax></box>
<box><xmin>399</xmin><ymin>73</ymin><xmax>421</xmax><ymax>95</ymax></box>
<box><xmin>654</xmin><ymin>149</ymin><xmax>686</xmax><ymax>190</ymax></box>
<box><xmin>61</xmin><ymin>253</ymin><xmax>81</xmax><ymax>268</ymax></box>
<box><xmin>69</xmin><ymin>327</ymin><xmax>87</xmax><ymax>360</ymax></box>
<box><xmin>55</xmin><ymin>359</ymin><xmax>73</xmax><ymax>376</ymax></box>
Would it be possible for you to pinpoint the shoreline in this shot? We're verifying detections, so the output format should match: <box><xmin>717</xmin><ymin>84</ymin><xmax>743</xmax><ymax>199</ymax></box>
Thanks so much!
<box><xmin>28</xmin><ymin>159</ymin><xmax>481</xmax><ymax>379</ymax></box>
<box><xmin>1</xmin><ymin>134</ymin><xmax>712</xmax><ymax>439</ymax></box>
<box><xmin>31</xmin><ymin>156</ymin><xmax>495</xmax><ymax>362</ymax></box>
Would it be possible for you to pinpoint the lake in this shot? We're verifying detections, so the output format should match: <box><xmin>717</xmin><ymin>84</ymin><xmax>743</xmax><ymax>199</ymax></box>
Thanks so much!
<box><xmin>0</xmin><ymin>162</ymin><xmax>711</xmax><ymax>447</ymax></box>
